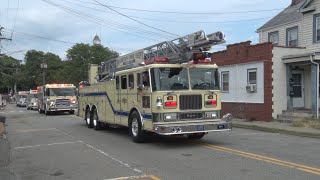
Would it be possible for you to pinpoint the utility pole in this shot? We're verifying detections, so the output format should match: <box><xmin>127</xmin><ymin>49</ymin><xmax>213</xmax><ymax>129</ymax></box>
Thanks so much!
<box><xmin>41</xmin><ymin>63</ymin><xmax>47</xmax><ymax>85</ymax></box>
<box><xmin>0</xmin><ymin>26</ymin><xmax>12</xmax><ymax>56</ymax></box>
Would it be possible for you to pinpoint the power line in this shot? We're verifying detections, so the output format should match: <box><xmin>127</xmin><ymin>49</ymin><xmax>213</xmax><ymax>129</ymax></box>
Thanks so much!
<box><xmin>92</xmin><ymin>0</ymin><xmax>179</xmax><ymax>37</ymax></box>
<box><xmin>11</xmin><ymin>0</ymin><xmax>20</xmax><ymax>39</ymax></box>
<box><xmin>42</xmin><ymin>0</ymin><xmax>171</xmax><ymax>41</ymax></box>
<box><xmin>72</xmin><ymin>0</ymin><xmax>284</xmax><ymax>15</ymax></box>
<box><xmin>59</xmin><ymin>0</ymin><xmax>272</xmax><ymax>24</ymax></box>
<box><xmin>3</xmin><ymin>28</ymin><xmax>76</xmax><ymax>44</ymax></box>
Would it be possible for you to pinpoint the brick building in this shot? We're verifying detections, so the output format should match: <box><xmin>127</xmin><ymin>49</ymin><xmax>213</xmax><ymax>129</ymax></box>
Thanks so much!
<box><xmin>211</xmin><ymin>41</ymin><xmax>307</xmax><ymax>121</ymax></box>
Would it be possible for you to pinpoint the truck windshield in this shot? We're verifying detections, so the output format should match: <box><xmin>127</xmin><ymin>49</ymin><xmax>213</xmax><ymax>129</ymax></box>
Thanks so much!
<box><xmin>189</xmin><ymin>68</ymin><xmax>220</xmax><ymax>90</ymax></box>
<box><xmin>46</xmin><ymin>88</ymin><xmax>76</xmax><ymax>96</ymax></box>
<box><xmin>151</xmin><ymin>68</ymin><xmax>189</xmax><ymax>91</ymax></box>
<box><xmin>29</xmin><ymin>94</ymin><xmax>38</xmax><ymax>98</ymax></box>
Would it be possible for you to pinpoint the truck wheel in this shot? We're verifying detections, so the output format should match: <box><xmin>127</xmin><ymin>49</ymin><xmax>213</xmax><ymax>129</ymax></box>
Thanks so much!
<box><xmin>187</xmin><ymin>133</ymin><xmax>206</xmax><ymax>139</ymax></box>
<box><xmin>92</xmin><ymin>109</ymin><xmax>102</xmax><ymax>130</ymax></box>
<box><xmin>69</xmin><ymin>110</ymin><xmax>75</xmax><ymax>115</ymax></box>
<box><xmin>86</xmin><ymin>109</ymin><xmax>93</xmax><ymax>128</ymax></box>
<box><xmin>129</xmin><ymin>111</ymin><xmax>145</xmax><ymax>143</ymax></box>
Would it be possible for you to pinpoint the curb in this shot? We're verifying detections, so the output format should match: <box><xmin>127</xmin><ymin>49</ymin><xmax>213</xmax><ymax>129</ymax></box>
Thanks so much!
<box><xmin>233</xmin><ymin>123</ymin><xmax>320</xmax><ymax>139</ymax></box>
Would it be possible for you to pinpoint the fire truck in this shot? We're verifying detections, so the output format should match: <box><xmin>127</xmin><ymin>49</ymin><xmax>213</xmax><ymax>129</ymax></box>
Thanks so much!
<box><xmin>78</xmin><ymin>30</ymin><xmax>233</xmax><ymax>142</ymax></box>
<box><xmin>37</xmin><ymin>84</ymin><xmax>77</xmax><ymax>115</ymax></box>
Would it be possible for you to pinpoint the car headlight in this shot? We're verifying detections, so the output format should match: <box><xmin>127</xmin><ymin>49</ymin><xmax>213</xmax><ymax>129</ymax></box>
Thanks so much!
<box><xmin>205</xmin><ymin>112</ymin><xmax>218</xmax><ymax>119</ymax></box>
<box><xmin>164</xmin><ymin>113</ymin><xmax>177</xmax><ymax>121</ymax></box>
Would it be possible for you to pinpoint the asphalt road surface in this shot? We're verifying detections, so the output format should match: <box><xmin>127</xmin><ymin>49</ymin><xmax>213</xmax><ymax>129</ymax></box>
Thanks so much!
<box><xmin>1</xmin><ymin>104</ymin><xmax>320</xmax><ymax>180</ymax></box>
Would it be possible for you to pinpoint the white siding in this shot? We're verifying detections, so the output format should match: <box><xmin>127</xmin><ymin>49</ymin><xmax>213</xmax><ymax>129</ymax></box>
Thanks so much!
<box><xmin>219</xmin><ymin>62</ymin><xmax>264</xmax><ymax>103</ymax></box>
<box><xmin>272</xmin><ymin>47</ymin><xmax>306</xmax><ymax>118</ymax></box>
<box><xmin>260</xmin><ymin>21</ymin><xmax>302</xmax><ymax>47</ymax></box>
<box><xmin>301</xmin><ymin>0</ymin><xmax>320</xmax><ymax>52</ymax></box>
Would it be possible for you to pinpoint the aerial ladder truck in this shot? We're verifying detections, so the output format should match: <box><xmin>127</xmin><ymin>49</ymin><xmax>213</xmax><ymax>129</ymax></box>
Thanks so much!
<box><xmin>78</xmin><ymin>30</ymin><xmax>233</xmax><ymax>143</ymax></box>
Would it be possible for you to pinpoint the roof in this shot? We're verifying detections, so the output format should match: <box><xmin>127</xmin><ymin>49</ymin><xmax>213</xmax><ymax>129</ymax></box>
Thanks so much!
<box><xmin>257</xmin><ymin>0</ymin><xmax>306</xmax><ymax>31</ymax></box>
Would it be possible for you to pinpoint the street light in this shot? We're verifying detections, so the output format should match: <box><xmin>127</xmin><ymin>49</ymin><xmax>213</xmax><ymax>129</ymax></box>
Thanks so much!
<box><xmin>41</xmin><ymin>63</ymin><xmax>47</xmax><ymax>85</ymax></box>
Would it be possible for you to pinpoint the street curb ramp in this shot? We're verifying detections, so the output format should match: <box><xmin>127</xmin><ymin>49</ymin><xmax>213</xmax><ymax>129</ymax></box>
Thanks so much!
<box><xmin>233</xmin><ymin>123</ymin><xmax>320</xmax><ymax>139</ymax></box>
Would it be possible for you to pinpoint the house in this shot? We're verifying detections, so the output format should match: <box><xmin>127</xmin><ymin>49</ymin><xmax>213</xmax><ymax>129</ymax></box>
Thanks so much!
<box><xmin>212</xmin><ymin>0</ymin><xmax>320</xmax><ymax>121</ymax></box>
<box><xmin>257</xmin><ymin>0</ymin><xmax>320</xmax><ymax>118</ymax></box>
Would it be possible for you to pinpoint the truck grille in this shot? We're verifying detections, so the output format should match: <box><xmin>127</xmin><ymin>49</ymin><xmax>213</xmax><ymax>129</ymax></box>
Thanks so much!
<box><xmin>179</xmin><ymin>95</ymin><xmax>202</xmax><ymax>110</ymax></box>
<box><xmin>180</xmin><ymin>112</ymin><xmax>203</xmax><ymax>120</ymax></box>
<box><xmin>56</xmin><ymin>99</ymin><xmax>70</xmax><ymax>106</ymax></box>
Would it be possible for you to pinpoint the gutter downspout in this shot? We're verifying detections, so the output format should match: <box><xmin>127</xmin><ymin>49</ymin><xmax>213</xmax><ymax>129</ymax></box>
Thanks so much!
<box><xmin>310</xmin><ymin>54</ymin><xmax>319</xmax><ymax>118</ymax></box>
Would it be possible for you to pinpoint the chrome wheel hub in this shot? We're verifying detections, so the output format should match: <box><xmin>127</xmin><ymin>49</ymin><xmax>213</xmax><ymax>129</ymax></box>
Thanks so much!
<box><xmin>131</xmin><ymin>118</ymin><xmax>139</xmax><ymax>137</ymax></box>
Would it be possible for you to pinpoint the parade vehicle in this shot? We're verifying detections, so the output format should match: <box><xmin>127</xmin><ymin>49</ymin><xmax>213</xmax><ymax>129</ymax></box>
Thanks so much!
<box><xmin>16</xmin><ymin>91</ymin><xmax>29</xmax><ymax>107</ymax></box>
<box><xmin>37</xmin><ymin>84</ymin><xmax>77</xmax><ymax>115</ymax></box>
<box><xmin>78</xmin><ymin>30</ymin><xmax>233</xmax><ymax>142</ymax></box>
<box><xmin>26</xmin><ymin>89</ymin><xmax>38</xmax><ymax>110</ymax></box>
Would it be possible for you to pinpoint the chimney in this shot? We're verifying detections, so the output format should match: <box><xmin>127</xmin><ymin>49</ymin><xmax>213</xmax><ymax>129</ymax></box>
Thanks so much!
<box><xmin>292</xmin><ymin>0</ymin><xmax>302</xmax><ymax>6</ymax></box>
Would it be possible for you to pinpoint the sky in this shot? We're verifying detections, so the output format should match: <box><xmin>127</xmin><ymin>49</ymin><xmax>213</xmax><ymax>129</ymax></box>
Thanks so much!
<box><xmin>0</xmin><ymin>0</ymin><xmax>291</xmax><ymax>62</ymax></box>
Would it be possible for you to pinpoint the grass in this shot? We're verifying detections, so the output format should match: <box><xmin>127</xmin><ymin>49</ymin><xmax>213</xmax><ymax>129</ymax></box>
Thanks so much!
<box><xmin>292</xmin><ymin>118</ymin><xmax>320</xmax><ymax>130</ymax></box>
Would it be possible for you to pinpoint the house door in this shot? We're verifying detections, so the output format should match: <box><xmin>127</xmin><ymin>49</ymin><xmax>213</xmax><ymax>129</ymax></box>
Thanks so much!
<box><xmin>292</xmin><ymin>71</ymin><xmax>304</xmax><ymax>108</ymax></box>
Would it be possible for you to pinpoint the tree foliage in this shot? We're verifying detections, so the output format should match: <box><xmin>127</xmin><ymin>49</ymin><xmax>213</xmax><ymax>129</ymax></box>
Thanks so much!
<box><xmin>0</xmin><ymin>43</ymin><xmax>119</xmax><ymax>93</ymax></box>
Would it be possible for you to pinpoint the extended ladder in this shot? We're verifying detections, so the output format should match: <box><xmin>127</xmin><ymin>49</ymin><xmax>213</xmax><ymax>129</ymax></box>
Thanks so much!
<box><xmin>99</xmin><ymin>30</ymin><xmax>225</xmax><ymax>80</ymax></box>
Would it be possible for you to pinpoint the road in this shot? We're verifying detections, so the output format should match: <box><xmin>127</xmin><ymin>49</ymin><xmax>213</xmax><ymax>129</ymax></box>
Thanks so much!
<box><xmin>1</xmin><ymin>104</ymin><xmax>320</xmax><ymax>180</ymax></box>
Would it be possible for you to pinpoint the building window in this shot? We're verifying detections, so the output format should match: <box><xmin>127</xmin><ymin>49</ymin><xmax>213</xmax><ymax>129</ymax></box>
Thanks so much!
<box><xmin>268</xmin><ymin>31</ymin><xmax>279</xmax><ymax>45</ymax></box>
<box><xmin>314</xmin><ymin>14</ymin><xmax>320</xmax><ymax>42</ymax></box>
<box><xmin>221</xmin><ymin>71</ymin><xmax>229</xmax><ymax>92</ymax></box>
<box><xmin>247</xmin><ymin>69</ymin><xmax>257</xmax><ymax>85</ymax></box>
<box><xmin>286</xmin><ymin>27</ymin><xmax>298</xmax><ymax>47</ymax></box>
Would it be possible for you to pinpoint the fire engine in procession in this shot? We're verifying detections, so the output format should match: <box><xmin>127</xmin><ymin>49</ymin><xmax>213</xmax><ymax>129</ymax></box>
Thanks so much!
<box><xmin>37</xmin><ymin>84</ymin><xmax>77</xmax><ymax>115</ymax></box>
<box><xmin>78</xmin><ymin>30</ymin><xmax>233</xmax><ymax>142</ymax></box>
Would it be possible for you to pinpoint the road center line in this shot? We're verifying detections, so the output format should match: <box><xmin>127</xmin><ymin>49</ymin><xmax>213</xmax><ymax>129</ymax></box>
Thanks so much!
<box><xmin>14</xmin><ymin>141</ymin><xmax>82</xmax><ymax>150</ymax></box>
<box><xmin>193</xmin><ymin>141</ymin><xmax>320</xmax><ymax>176</ymax></box>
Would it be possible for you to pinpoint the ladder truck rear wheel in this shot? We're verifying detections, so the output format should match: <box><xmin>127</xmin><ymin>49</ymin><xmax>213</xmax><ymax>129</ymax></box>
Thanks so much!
<box><xmin>86</xmin><ymin>108</ymin><xmax>93</xmax><ymax>128</ymax></box>
<box><xmin>129</xmin><ymin>111</ymin><xmax>145</xmax><ymax>143</ymax></box>
<box><xmin>93</xmin><ymin>109</ymin><xmax>102</xmax><ymax>130</ymax></box>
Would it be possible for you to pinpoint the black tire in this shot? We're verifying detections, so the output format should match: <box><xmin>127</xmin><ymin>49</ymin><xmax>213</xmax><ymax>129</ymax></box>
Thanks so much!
<box><xmin>86</xmin><ymin>108</ymin><xmax>93</xmax><ymax>128</ymax></box>
<box><xmin>92</xmin><ymin>109</ymin><xmax>103</xmax><ymax>131</ymax></box>
<box><xmin>129</xmin><ymin>111</ymin><xmax>145</xmax><ymax>143</ymax></box>
<box><xmin>45</xmin><ymin>109</ymin><xmax>50</xmax><ymax>115</ymax></box>
<box><xmin>187</xmin><ymin>133</ymin><xmax>206</xmax><ymax>139</ymax></box>
<box><xmin>69</xmin><ymin>110</ymin><xmax>75</xmax><ymax>114</ymax></box>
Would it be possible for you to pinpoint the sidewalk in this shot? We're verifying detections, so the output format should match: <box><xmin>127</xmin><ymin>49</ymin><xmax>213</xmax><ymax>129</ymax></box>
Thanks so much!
<box><xmin>233</xmin><ymin>119</ymin><xmax>320</xmax><ymax>139</ymax></box>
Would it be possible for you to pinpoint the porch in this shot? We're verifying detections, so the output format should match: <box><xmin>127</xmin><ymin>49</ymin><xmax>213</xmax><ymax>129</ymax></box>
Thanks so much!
<box><xmin>282</xmin><ymin>52</ymin><xmax>320</xmax><ymax>118</ymax></box>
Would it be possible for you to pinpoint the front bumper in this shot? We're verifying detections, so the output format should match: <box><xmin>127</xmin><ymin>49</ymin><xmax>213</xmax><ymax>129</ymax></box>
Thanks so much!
<box><xmin>47</xmin><ymin>106</ymin><xmax>76</xmax><ymax>112</ymax></box>
<box><xmin>153</xmin><ymin>120</ymin><xmax>232</xmax><ymax>135</ymax></box>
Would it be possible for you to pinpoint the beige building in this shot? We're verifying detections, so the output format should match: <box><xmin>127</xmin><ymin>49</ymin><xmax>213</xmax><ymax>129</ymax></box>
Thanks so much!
<box><xmin>257</xmin><ymin>0</ymin><xmax>320</xmax><ymax>118</ymax></box>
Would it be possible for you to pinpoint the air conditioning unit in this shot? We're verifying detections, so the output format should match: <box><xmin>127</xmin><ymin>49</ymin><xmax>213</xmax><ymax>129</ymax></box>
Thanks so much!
<box><xmin>246</xmin><ymin>84</ymin><xmax>257</xmax><ymax>93</ymax></box>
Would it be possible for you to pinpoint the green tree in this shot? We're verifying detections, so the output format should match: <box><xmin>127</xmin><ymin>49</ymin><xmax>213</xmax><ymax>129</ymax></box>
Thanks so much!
<box><xmin>63</xmin><ymin>43</ymin><xmax>118</xmax><ymax>85</ymax></box>
<box><xmin>0</xmin><ymin>55</ymin><xmax>20</xmax><ymax>93</ymax></box>
<box><xmin>23</xmin><ymin>50</ymin><xmax>62</xmax><ymax>89</ymax></box>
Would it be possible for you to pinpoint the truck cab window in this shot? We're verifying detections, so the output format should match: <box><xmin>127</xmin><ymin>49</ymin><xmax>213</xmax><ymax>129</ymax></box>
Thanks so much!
<box><xmin>121</xmin><ymin>75</ymin><xmax>127</xmax><ymax>89</ymax></box>
<box><xmin>116</xmin><ymin>76</ymin><xmax>120</xmax><ymax>89</ymax></box>
<box><xmin>142</xmin><ymin>71</ymin><xmax>150</xmax><ymax>87</ymax></box>
<box><xmin>129</xmin><ymin>74</ymin><xmax>134</xmax><ymax>89</ymax></box>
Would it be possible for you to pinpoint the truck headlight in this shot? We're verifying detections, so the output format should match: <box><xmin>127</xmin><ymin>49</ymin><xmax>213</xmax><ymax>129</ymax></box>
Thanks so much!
<box><xmin>164</xmin><ymin>113</ymin><xmax>177</xmax><ymax>121</ymax></box>
<box><xmin>205</xmin><ymin>112</ymin><xmax>218</xmax><ymax>119</ymax></box>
